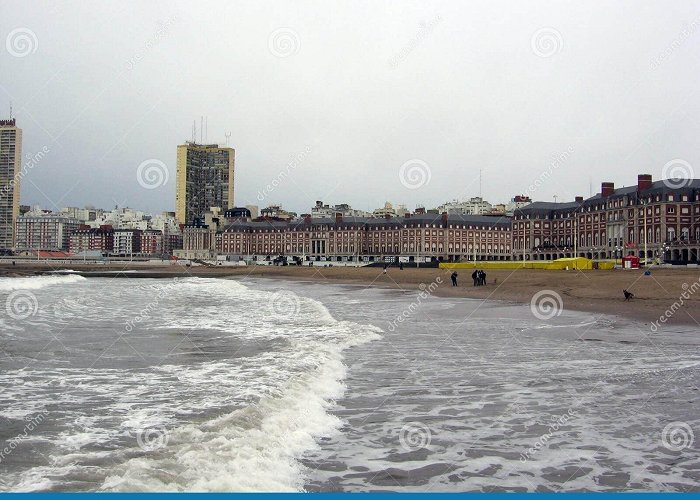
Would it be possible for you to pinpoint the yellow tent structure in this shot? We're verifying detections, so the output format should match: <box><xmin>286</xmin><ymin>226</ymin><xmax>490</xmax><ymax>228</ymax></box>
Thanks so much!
<box><xmin>440</xmin><ymin>257</ymin><xmax>615</xmax><ymax>271</ymax></box>
<box><xmin>545</xmin><ymin>257</ymin><xmax>592</xmax><ymax>270</ymax></box>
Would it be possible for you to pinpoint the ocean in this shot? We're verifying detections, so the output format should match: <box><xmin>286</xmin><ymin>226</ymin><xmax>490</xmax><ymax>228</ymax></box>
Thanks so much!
<box><xmin>0</xmin><ymin>274</ymin><xmax>698</xmax><ymax>492</ymax></box>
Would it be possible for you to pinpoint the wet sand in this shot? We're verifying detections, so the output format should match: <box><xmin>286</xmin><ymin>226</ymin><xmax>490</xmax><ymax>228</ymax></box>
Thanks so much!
<box><xmin>1</xmin><ymin>262</ymin><xmax>698</xmax><ymax>328</ymax></box>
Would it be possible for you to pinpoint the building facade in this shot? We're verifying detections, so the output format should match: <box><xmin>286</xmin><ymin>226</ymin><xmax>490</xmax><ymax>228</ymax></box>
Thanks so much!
<box><xmin>199</xmin><ymin>213</ymin><xmax>512</xmax><ymax>263</ymax></box>
<box><xmin>15</xmin><ymin>214</ymin><xmax>80</xmax><ymax>251</ymax></box>
<box><xmin>141</xmin><ymin>229</ymin><xmax>163</xmax><ymax>255</ymax></box>
<box><xmin>176</xmin><ymin>142</ymin><xmax>235</xmax><ymax>224</ymax></box>
<box><xmin>69</xmin><ymin>226</ymin><xmax>115</xmax><ymax>254</ymax></box>
<box><xmin>513</xmin><ymin>174</ymin><xmax>700</xmax><ymax>263</ymax></box>
<box><xmin>112</xmin><ymin>229</ymin><xmax>142</xmax><ymax>256</ymax></box>
<box><xmin>0</xmin><ymin>119</ymin><xmax>22</xmax><ymax>250</ymax></box>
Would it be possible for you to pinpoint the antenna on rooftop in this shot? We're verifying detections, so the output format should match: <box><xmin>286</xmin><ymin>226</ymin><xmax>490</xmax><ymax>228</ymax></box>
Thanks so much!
<box><xmin>200</xmin><ymin>116</ymin><xmax>203</xmax><ymax>144</ymax></box>
<box><xmin>205</xmin><ymin>116</ymin><xmax>208</xmax><ymax>143</ymax></box>
<box><xmin>225</xmin><ymin>132</ymin><xmax>231</xmax><ymax>146</ymax></box>
<box><xmin>9</xmin><ymin>101</ymin><xmax>12</xmax><ymax>119</ymax></box>
<box><xmin>479</xmin><ymin>169</ymin><xmax>482</xmax><ymax>198</ymax></box>
<box><xmin>191</xmin><ymin>120</ymin><xmax>196</xmax><ymax>143</ymax></box>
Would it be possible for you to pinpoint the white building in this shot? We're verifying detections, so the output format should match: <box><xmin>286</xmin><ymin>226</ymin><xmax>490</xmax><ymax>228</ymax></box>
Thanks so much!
<box><xmin>15</xmin><ymin>213</ymin><xmax>81</xmax><ymax>251</ymax></box>
<box><xmin>372</xmin><ymin>201</ymin><xmax>408</xmax><ymax>218</ymax></box>
<box><xmin>505</xmin><ymin>195</ymin><xmax>532</xmax><ymax>215</ymax></box>
<box><xmin>311</xmin><ymin>201</ymin><xmax>371</xmax><ymax>219</ymax></box>
<box><xmin>437</xmin><ymin>197</ymin><xmax>493</xmax><ymax>215</ymax></box>
<box><xmin>112</xmin><ymin>229</ymin><xmax>141</xmax><ymax>256</ymax></box>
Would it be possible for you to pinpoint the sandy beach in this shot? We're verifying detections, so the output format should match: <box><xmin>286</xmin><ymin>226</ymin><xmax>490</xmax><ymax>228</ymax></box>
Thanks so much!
<box><xmin>2</xmin><ymin>262</ymin><xmax>698</xmax><ymax>328</ymax></box>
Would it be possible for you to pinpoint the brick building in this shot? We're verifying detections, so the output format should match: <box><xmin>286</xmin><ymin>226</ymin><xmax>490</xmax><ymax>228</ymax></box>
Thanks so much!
<box><xmin>513</xmin><ymin>174</ymin><xmax>700</xmax><ymax>263</ymax></box>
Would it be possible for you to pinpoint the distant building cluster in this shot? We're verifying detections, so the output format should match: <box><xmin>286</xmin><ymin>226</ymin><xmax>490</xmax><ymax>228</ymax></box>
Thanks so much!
<box><xmin>2</xmin><ymin>116</ymin><xmax>699</xmax><ymax>265</ymax></box>
<box><xmin>13</xmin><ymin>206</ymin><xmax>182</xmax><ymax>257</ymax></box>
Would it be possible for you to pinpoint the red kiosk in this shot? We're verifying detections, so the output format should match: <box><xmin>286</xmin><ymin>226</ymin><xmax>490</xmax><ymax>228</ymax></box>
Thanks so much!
<box><xmin>622</xmin><ymin>255</ymin><xmax>640</xmax><ymax>269</ymax></box>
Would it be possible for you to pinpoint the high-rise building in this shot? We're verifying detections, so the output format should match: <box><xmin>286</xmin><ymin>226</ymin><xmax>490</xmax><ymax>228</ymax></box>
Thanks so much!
<box><xmin>0</xmin><ymin>118</ymin><xmax>22</xmax><ymax>250</ymax></box>
<box><xmin>176</xmin><ymin>142</ymin><xmax>235</xmax><ymax>224</ymax></box>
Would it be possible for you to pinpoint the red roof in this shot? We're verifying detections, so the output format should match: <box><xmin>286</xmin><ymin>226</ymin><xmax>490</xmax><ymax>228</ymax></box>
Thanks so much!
<box><xmin>37</xmin><ymin>251</ymin><xmax>73</xmax><ymax>258</ymax></box>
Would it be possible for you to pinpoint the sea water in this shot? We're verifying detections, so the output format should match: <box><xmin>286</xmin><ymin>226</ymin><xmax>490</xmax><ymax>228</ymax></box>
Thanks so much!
<box><xmin>0</xmin><ymin>275</ymin><xmax>698</xmax><ymax>491</ymax></box>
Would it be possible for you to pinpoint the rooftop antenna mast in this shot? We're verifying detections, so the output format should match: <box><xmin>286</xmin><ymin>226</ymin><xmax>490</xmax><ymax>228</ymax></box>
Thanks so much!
<box><xmin>479</xmin><ymin>169</ymin><xmax>482</xmax><ymax>198</ymax></box>
<box><xmin>9</xmin><ymin>101</ymin><xmax>12</xmax><ymax>119</ymax></box>
<box><xmin>205</xmin><ymin>117</ymin><xmax>208</xmax><ymax>143</ymax></box>
<box><xmin>191</xmin><ymin>120</ymin><xmax>196</xmax><ymax>143</ymax></box>
<box><xmin>225</xmin><ymin>132</ymin><xmax>231</xmax><ymax>146</ymax></box>
<box><xmin>200</xmin><ymin>116</ymin><xmax>203</xmax><ymax>144</ymax></box>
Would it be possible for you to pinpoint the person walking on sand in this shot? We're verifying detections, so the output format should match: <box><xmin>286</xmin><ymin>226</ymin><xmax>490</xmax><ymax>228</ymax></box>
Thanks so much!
<box><xmin>480</xmin><ymin>270</ymin><xmax>487</xmax><ymax>286</ymax></box>
<box><xmin>451</xmin><ymin>271</ymin><xmax>458</xmax><ymax>287</ymax></box>
<box><xmin>383</xmin><ymin>264</ymin><xmax>388</xmax><ymax>274</ymax></box>
<box><xmin>623</xmin><ymin>289</ymin><xmax>634</xmax><ymax>301</ymax></box>
<box><xmin>472</xmin><ymin>270</ymin><xmax>478</xmax><ymax>286</ymax></box>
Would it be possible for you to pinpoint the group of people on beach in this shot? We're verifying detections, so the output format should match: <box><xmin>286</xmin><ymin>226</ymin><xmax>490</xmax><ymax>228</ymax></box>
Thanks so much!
<box><xmin>449</xmin><ymin>269</ymin><xmax>488</xmax><ymax>287</ymax></box>
<box><xmin>471</xmin><ymin>269</ymin><xmax>487</xmax><ymax>286</ymax></box>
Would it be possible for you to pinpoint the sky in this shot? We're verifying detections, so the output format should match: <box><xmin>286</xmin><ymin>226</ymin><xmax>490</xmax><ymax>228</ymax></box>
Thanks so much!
<box><xmin>1</xmin><ymin>0</ymin><xmax>699</xmax><ymax>216</ymax></box>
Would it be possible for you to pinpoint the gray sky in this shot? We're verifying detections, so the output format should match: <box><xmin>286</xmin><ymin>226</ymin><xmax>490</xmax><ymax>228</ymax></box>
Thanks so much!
<box><xmin>1</xmin><ymin>0</ymin><xmax>699</xmax><ymax>215</ymax></box>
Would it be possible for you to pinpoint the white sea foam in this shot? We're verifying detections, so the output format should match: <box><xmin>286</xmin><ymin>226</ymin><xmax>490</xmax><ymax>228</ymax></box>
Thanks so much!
<box><xmin>0</xmin><ymin>274</ymin><xmax>86</xmax><ymax>292</ymax></box>
<box><xmin>0</xmin><ymin>276</ymin><xmax>381</xmax><ymax>492</ymax></box>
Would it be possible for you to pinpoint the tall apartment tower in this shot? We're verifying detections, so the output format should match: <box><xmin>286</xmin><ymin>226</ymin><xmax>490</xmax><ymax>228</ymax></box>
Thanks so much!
<box><xmin>176</xmin><ymin>142</ymin><xmax>235</xmax><ymax>224</ymax></box>
<box><xmin>0</xmin><ymin>118</ymin><xmax>22</xmax><ymax>250</ymax></box>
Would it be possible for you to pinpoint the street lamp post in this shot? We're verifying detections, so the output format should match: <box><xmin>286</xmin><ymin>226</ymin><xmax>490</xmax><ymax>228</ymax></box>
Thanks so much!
<box><xmin>642</xmin><ymin>198</ymin><xmax>648</xmax><ymax>267</ymax></box>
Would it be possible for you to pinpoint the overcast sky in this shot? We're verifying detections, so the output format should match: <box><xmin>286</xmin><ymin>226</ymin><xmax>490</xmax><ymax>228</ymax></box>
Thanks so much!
<box><xmin>1</xmin><ymin>0</ymin><xmax>699</xmax><ymax>215</ymax></box>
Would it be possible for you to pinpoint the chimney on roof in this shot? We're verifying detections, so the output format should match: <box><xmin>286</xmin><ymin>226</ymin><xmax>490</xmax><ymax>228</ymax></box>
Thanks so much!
<box><xmin>575</xmin><ymin>196</ymin><xmax>583</xmax><ymax>203</ymax></box>
<box><xmin>441</xmin><ymin>212</ymin><xmax>448</xmax><ymax>226</ymax></box>
<box><xmin>601</xmin><ymin>182</ymin><xmax>614</xmax><ymax>197</ymax></box>
<box><xmin>637</xmin><ymin>174</ymin><xmax>652</xmax><ymax>192</ymax></box>
<box><xmin>303</xmin><ymin>214</ymin><xmax>311</xmax><ymax>225</ymax></box>
<box><xmin>335</xmin><ymin>213</ymin><xmax>342</xmax><ymax>225</ymax></box>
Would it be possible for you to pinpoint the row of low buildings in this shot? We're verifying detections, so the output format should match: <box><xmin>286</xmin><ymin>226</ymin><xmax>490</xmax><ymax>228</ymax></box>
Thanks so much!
<box><xmin>13</xmin><ymin>212</ymin><xmax>183</xmax><ymax>256</ymax></box>
<box><xmin>176</xmin><ymin>174</ymin><xmax>700</xmax><ymax>265</ymax></box>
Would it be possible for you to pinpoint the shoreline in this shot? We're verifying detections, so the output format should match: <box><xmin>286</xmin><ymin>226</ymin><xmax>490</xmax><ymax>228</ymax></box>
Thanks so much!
<box><xmin>1</xmin><ymin>263</ymin><xmax>699</xmax><ymax>328</ymax></box>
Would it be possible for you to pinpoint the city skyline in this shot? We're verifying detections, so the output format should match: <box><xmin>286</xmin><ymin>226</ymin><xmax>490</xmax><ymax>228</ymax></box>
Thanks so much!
<box><xmin>1</xmin><ymin>0</ymin><xmax>699</xmax><ymax>216</ymax></box>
